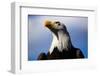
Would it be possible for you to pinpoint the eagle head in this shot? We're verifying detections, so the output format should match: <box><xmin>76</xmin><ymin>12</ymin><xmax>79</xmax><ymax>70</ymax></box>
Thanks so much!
<box><xmin>44</xmin><ymin>20</ymin><xmax>67</xmax><ymax>35</ymax></box>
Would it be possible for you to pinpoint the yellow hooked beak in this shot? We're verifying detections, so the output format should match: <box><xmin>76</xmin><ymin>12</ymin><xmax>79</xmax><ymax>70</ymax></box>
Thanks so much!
<box><xmin>44</xmin><ymin>20</ymin><xmax>53</xmax><ymax>28</ymax></box>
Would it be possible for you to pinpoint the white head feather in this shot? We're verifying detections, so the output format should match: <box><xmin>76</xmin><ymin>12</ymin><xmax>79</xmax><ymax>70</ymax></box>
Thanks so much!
<box><xmin>49</xmin><ymin>30</ymin><xmax>70</xmax><ymax>54</ymax></box>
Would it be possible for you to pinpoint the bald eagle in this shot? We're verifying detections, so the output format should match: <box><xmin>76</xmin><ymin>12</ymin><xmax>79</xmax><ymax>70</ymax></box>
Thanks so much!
<box><xmin>37</xmin><ymin>20</ymin><xmax>84</xmax><ymax>60</ymax></box>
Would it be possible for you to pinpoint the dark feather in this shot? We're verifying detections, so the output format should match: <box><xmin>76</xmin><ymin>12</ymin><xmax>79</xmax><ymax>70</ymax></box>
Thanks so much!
<box><xmin>37</xmin><ymin>52</ymin><xmax>47</xmax><ymax>60</ymax></box>
<box><xmin>38</xmin><ymin>47</ymin><xmax>84</xmax><ymax>60</ymax></box>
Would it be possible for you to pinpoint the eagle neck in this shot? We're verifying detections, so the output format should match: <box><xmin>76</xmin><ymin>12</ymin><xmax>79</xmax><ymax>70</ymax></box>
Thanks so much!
<box><xmin>49</xmin><ymin>30</ymin><xmax>73</xmax><ymax>54</ymax></box>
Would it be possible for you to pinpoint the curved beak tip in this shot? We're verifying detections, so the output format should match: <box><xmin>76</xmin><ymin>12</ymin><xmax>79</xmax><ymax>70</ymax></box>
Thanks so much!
<box><xmin>44</xmin><ymin>20</ymin><xmax>52</xmax><ymax>28</ymax></box>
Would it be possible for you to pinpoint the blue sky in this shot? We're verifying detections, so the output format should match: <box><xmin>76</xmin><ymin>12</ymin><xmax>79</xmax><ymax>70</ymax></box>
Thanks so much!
<box><xmin>28</xmin><ymin>15</ymin><xmax>88</xmax><ymax>61</ymax></box>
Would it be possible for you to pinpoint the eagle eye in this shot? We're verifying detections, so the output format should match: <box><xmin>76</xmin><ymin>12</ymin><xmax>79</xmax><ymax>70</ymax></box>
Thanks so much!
<box><xmin>55</xmin><ymin>21</ymin><xmax>60</xmax><ymax>26</ymax></box>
